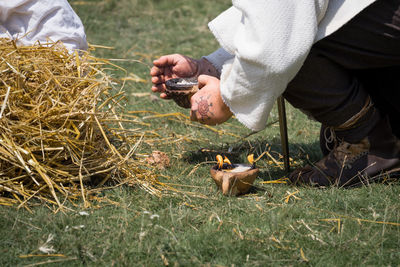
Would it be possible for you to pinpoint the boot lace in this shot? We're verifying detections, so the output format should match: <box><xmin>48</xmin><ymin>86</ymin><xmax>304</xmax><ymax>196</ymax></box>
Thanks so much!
<box><xmin>324</xmin><ymin>126</ymin><xmax>337</xmax><ymax>153</ymax></box>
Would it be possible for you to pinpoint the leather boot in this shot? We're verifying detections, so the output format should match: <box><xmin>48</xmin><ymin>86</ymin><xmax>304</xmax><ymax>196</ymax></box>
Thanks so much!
<box><xmin>290</xmin><ymin>117</ymin><xmax>400</xmax><ymax>187</ymax></box>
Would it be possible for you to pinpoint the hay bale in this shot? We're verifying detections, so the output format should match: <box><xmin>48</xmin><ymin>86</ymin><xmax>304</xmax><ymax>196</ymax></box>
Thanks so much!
<box><xmin>0</xmin><ymin>38</ymin><xmax>159</xmax><ymax>210</ymax></box>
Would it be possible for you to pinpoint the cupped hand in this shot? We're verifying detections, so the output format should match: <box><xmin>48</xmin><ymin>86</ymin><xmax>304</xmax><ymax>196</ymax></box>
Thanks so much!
<box><xmin>150</xmin><ymin>54</ymin><xmax>199</xmax><ymax>99</ymax></box>
<box><xmin>190</xmin><ymin>75</ymin><xmax>232</xmax><ymax>125</ymax></box>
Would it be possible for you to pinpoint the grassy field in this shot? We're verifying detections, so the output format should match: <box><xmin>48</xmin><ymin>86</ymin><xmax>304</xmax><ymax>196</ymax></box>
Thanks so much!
<box><xmin>1</xmin><ymin>0</ymin><xmax>400</xmax><ymax>266</ymax></box>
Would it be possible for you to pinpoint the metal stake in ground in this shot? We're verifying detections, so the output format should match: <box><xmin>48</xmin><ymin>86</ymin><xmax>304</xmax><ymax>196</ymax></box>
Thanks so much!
<box><xmin>277</xmin><ymin>96</ymin><xmax>290</xmax><ymax>173</ymax></box>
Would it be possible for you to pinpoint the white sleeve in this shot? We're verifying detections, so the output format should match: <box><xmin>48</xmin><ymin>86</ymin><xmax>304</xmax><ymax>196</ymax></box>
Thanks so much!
<box><xmin>208</xmin><ymin>0</ymin><xmax>329</xmax><ymax>131</ymax></box>
<box><xmin>0</xmin><ymin>0</ymin><xmax>88</xmax><ymax>51</ymax></box>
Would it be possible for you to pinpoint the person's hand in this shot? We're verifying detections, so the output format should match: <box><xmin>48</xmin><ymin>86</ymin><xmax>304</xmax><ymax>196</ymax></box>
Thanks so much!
<box><xmin>150</xmin><ymin>54</ymin><xmax>219</xmax><ymax>99</ymax></box>
<box><xmin>150</xmin><ymin>54</ymin><xmax>199</xmax><ymax>99</ymax></box>
<box><xmin>190</xmin><ymin>75</ymin><xmax>232</xmax><ymax>125</ymax></box>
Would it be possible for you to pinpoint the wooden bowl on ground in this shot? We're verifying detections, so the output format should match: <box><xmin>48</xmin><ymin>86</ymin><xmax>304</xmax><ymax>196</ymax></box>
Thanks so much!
<box><xmin>210</xmin><ymin>164</ymin><xmax>259</xmax><ymax>196</ymax></box>
<box><xmin>165</xmin><ymin>78</ymin><xmax>198</xmax><ymax>108</ymax></box>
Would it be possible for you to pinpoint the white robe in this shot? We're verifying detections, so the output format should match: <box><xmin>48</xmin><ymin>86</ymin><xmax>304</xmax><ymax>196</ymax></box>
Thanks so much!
<box><xmin>204</xmin><ymin>0</ymin><xmax>376</xmax><ymax>131</ymax></box>
<box><xmin>0</xmin><ymin>0</ymin><xmax>87</xmax><ymax>51</ymax></box>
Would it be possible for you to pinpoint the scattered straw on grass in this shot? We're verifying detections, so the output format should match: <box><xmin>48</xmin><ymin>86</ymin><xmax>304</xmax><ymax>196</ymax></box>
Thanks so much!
<box><xmin>0</xmin><ymin>38</ymin><xmax>306</xmax><ymax>211</ymax></box>
<box><xmin>0</xmin><ymin>38</ymin><xmax>163</xmax><ymax>211</ymax></box>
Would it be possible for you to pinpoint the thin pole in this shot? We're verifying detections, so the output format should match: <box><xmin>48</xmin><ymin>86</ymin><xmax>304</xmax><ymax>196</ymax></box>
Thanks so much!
<box><xmin>277</xmin><ymin>96</ymin><xmax>290</xmax><ymax>173</ymax></box>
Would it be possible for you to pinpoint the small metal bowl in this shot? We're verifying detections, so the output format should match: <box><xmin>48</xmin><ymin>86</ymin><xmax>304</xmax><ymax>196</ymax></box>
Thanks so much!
<box><xmin>165</xmin><ymin>78</ymin><xmax>199</xmax><ymax>108</ymax></box>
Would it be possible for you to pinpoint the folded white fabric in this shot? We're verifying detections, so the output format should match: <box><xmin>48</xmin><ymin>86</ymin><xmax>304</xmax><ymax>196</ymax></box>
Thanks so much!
<box><xmin>0</xmin><ymin>0</ymin><xmax>87</xmax><ymax>51</ymax></box>
<box><xmin>206</xmin><ymin>0</ymin><xmax>376</xmax><ymax>132</ymax></box>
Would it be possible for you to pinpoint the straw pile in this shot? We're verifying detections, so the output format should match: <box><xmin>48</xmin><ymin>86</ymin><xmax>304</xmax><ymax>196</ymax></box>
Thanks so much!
<box><xmin>0</xmin><ymin>38</ymin><xmax>160</xmax><ymax>211</ymax></box>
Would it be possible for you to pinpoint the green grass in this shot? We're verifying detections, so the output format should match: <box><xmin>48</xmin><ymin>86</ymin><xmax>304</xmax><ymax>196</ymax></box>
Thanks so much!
<box><xmin>1</xmin><ymin>0</ymin><xmax>399</xmax><ymax>266</ymax></box>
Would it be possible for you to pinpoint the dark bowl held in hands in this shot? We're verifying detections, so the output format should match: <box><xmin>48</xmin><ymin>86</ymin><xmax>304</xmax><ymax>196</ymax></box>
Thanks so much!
<box><xmin>165</xmin><ymin>78</ymin><xmax>199</xmax><ymax>108</ymax></box>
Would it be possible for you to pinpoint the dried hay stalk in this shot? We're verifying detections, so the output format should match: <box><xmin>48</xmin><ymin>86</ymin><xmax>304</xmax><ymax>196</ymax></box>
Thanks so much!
<box><xmin>0</xmin><ymin>38</ymin><xmax>160</xmax><ymax>211</ymax></box>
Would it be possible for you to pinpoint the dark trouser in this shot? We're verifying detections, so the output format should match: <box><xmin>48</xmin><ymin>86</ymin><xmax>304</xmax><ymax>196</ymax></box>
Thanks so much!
<box><xmin>283</xmin><ymin>0</ymin><xmax>400</xmax><ymax>142</ymax></box>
